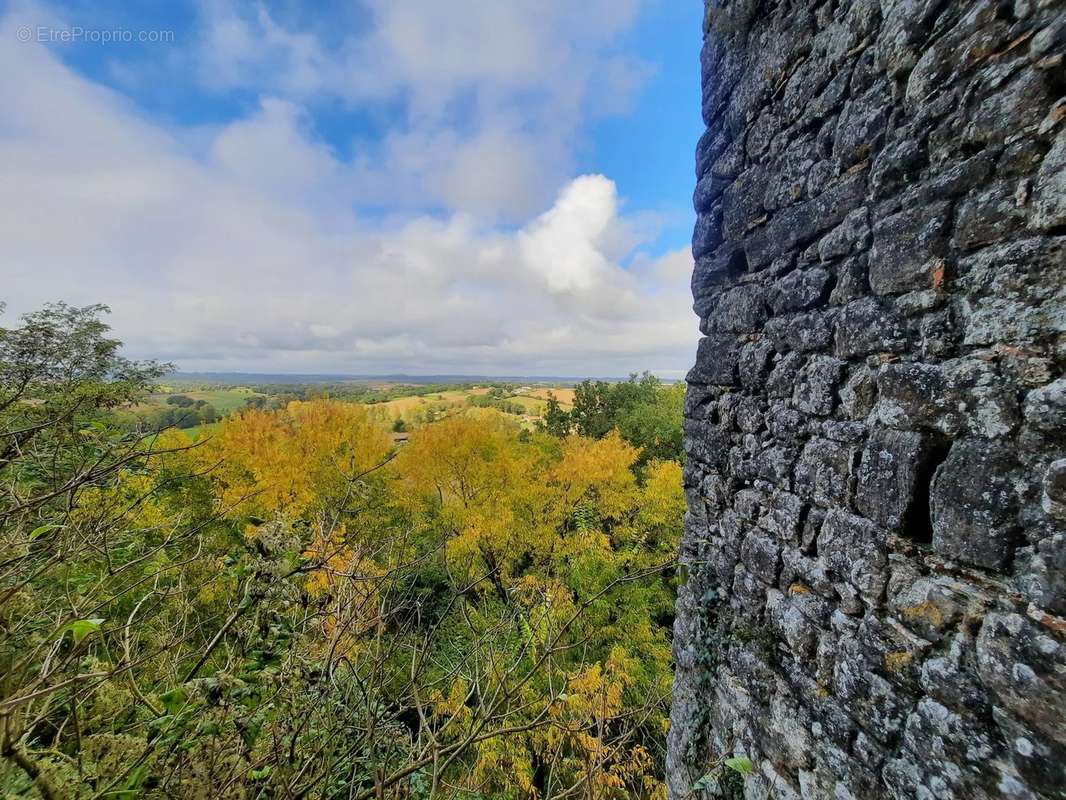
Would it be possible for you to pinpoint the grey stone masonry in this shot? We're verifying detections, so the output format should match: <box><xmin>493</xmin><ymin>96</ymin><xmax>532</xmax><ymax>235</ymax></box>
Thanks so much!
<box><xmin>669</xmin><ymin>1</ymin><xmax>1066</xmax><ymax>798</ymax></box>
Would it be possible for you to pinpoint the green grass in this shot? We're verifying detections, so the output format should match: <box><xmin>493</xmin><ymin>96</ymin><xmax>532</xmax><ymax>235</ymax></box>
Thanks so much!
<box><xmin>183</xmin><ymin>421</ymin><xmax>224</xmax><ymax>440</ymax></box>
<box><xmin>507</xmin><ymin>395</ymin><xmax>548</xmax><ymax>415</ymax></box>
<box><xmin>143</xmin><ymin>387</ymin><xmax>264</xmax><ymax>415</ymax></box>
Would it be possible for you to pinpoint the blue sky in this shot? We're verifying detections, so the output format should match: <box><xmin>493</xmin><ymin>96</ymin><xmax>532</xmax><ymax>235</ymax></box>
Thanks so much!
<box><xmin>1</xmin><ymin>0</ymin><xmax>704</xmax><ymax>376</ymax></box>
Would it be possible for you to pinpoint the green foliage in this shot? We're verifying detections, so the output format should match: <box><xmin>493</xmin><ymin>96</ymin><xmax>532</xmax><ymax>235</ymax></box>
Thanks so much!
<box><xmin>724</xmin><ymin>756</ymin><xmax>754</xmax><ymax>775</ymax></box>
<box><xmin>466</xmin><ymin>394</ymin><xmax>527</xmax><ymax>415</ymax></box>
<box><xmin>540</xmin><ymin>373</ymin><xmax>685</xmax><ymax>465</ymax></box>
<box><xmin>691</xmin><ymin>756</ymin><xmax>753</xmax><ymax>797</ymax></box>
<box><xmin>58</xmin><ymin>617</ymin><xmax>105</xmax><ymax>645</ymax></box>
<box><xmin>542</xmin><ymin>395</ymin><xmax>572</xmax><ymax>437</ymax></box>
<box><xmin>1</xmin><ymin>304</ymin><xmax>684</xmax><ymax>799</ymax></box>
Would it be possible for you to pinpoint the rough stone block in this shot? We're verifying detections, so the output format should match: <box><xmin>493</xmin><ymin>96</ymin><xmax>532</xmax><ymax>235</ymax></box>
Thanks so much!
<box><xmin>918</xmin><ymin>630</ymin><xmax>990</xmax><ymax>716</ymax></box>
<box><xmin>743</xmin><ymin>174</ymin><xmax>866</xmax><ymax>271</ymax></box>
<box><xmin>931</xmin><ymin>440</ymin><xmax>1019</xmax><ymax>569</ymax></box>
<box><xmin>820</xmin><ymin>508</ymin><xmax>889</xmax><ymax>605</ymax></box>
<box><xmin>977</xmin><ymin>612</ymin><xmax>1066</xmax><ymax>792</ymax></box>
<box><xmin>692</xmin><ymin>170</ymin><xmax>731</xmax><ymax>214</ymax></box>
<box><xmin>962</xmin><ymin>68</ymin><xmax>1056</xmax><ymax>147</ymax></box>
<box><xmin>686</xmin><ymin>333</ymin><xmax>739</xmax><ymax>386</ymax></box>
<box><xmin>818</xmin><ymin>207</ymin><xmax>870</xmax><ymax>261</ymax></box>
<box><xmin>768</xmin><ymin>352</ymin><xmax>805</xmax><ymax>399</ymax></box>
<box><xmin>833</xmin><ymin>95</ymin><xmax>889</xmax><ymax>167</ymax></box>
<box><xmin>856</xmin><ymin>428</ymin><xmax>929</xmax><ymax>530</ymax></box>
<box><xmin>1043</xmin><ymin>459</ymin><xmax>1066</xmax><ymax>520</ymax></box>
<box><xmin>694</xmin><ymin>125</ymin><xmax>730</xmax><ymax>180</ymax></box>
<box><xmin>918</xmin><ymin>152</ymin><xmax>994</xmax><ymax>202</ymax></box>
<box><xmin>738</xmin><ymin>338</ymin><xmax>774</xmax><ymax>390</ymax></box>
<box><xmin>883</xmin><ymin>699</ymin><xmax>1002</xmax><ymax>799</ymax></box>
<box><xmin>957</xmin><ymin>236</ymin><xmax>1066</xmax><ymax>348</ymax></box>
<box><xmin>888</xmin><ymin>576</ymin><xmax>984</xmax><ymax>643</ymax></box>
<box><xmin>840</xmin><ymin>365</ymin><xmax>878</xmax><ymax>420</ymax></box>
<box><xmin>692</xmin><ymin>243</ymin><xmax>744</xmax><ymax>319</ymax></box>
<box><xmin>828</xmin><ymin>255</ymin><xmax>868</xmax><ymax>305</ymax></box>
<box><xmin>759</xmin><ymin>491</ymin><xmax>804</xmax><ymax>542</ymax></box>
<box><xmin>762</xmin><ymin>136</ymin><xmax>819</xmax><ymax>212</ymax></box>
<box><xmin>1024</xmin><ymin>378</ymin><xmax>1066</xmax><ymax>432</ymax></box>
<box><xmin>874</xmin><ymin>362</ymin><xmax>960</xmax><ymax>435</ymax></box>
<box><xmin>869</xmin><ymin>202</ymin><xmax>950</xmax><ymax>295</ymax></box>
<box><xmin>710</xmin><ymin>283</ymin><xmax>768</xmax><ymax>333</ymax></box>
<box><xmin>768</xmin><ymin>404</ymin><xmax>807</xmax><ymax>442</ymax></box>
<box><xmin>741</xmin><ymin>529</ymin><xmax>783</xmax><ymax>585</ymax></box>
<box><xmin>684</xmin><ymin>428</ymin><xmax>729</xmax><ymax>479</ymax></box>
<box><xmin>1014</xmin><ymin>533</ymin><xmax>1066</xmax><ymax>615</ymax></box>
<box><xmin>691</xmin><ymin>210</ymin><xmax>722</xmax><ymax>260</ymax></box>
<box><xmin>834</xmin><ymin>298</ymin><xmax>908</xmax><ymax>357</ymax></box>
<box><xmin>795</xmin><ymin>438</ymin><xmax>857</xmax><ymax>509</ymax></box>
<box><xmin>792</xmin><ymin>355</ymin><xmax>845</xmax><ymax>416</ymax></box>
<box><xmin>875</xmin><ymin>0</ymin><xmax>948</xmax><ymax>76</ymax></box>
<box><xmin>1031</xmin><ymin>130</ymin><xmax>1066</xmax><ymax>231</ymax></box>
<box><xmin>732</xmin><ymin>564</ymin><xmax>770</xmax><ymax>615</ymax></box>
<box><xmin>765</xmin><ymin>310</ymin><xmax>834</xmax><ymax>353</ymax></box>
<box><xmin>722</xmin><ymin>168</ymin><xmax>768</xmax><ymax>242</ymax></box>
<box><xmin>955</xmin><ymin>181</ymin><xmax>1028</xmax><ymax>250</ymax></box>
<box><xmin>768</xmin><ymin>267</ymin><xmax>832</xmax><ymax>315</ymax></box>
<box><xmin>870</xmin><ymin>137</ymin><xmax>925</xmax><ymax>199</ymax></box>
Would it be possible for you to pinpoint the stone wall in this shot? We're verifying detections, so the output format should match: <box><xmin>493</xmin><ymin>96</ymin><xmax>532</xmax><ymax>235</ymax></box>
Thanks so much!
<box><xmin>668</xmin><ymin>1</ymin><xmax>1066</xmax><ymax>798</ymax></box>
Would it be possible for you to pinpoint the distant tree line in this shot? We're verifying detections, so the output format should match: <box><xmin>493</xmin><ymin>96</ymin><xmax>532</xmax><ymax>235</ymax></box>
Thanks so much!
<box><xmin>244</xmin><ymin>381</ymin><xmax>515</xmax><ymax>405</ymax></box>
<box><xmin>141</xmin><ymin>395</ymin><xmax>218</xmax><ymax>429</ymax></box>
<box><xmin>467</xmin><ymin>394</ymin><xmax>527</xmax><ymax>415</ymax></box>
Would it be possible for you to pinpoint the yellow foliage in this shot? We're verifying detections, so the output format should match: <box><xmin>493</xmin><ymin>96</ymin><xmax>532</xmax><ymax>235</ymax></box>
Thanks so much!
<box><xmin>71</xmin><ymin>471</ymin><xmax>177</xmax><ymax>534</ymax></box>
<box><xmin>626</xmin><ymin>459</ymin><xmax>686</xmax><ymax>553</ymax></box>
<box><xmin>396</xmin><ymin>413</ymin><xmax>552</xmax><ymax>582</ymax></box>
<box><xmin>199</xmin><ymin>400</ymin><xmax>391</xmax><ymax>519</ymax></box>
<box><xmin>547</xmin><ymin>432</ymin><xmax>639</xmax><ymax>521</ymax></box>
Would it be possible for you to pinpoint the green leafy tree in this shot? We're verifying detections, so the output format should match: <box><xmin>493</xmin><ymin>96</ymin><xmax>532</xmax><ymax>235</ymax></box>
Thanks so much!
<box><xmin>0</xmin><ymin>304</ymin><xmax>685</xmax><ymax>799</ymax></box>
<box><xmin>0</xmin><ymin>303</ymin><xmax>180</xmax><ymax>796</ymax></box>
<box><xmin>548</xmin><ymin>374</ymin><xmax>685</xmax><ymax>464</ymax></box>
<box><xmin>541</xmin><ymin>394</ymin><xmax>572</xmax><ymax>436</ymax></box>
<box><xmin>197</xmin><ymin>403</ymin><xmax>219</xmax><ymax>424</ymax></box>
<box><xmin>617</xmin><ymin>381</ymin><xmax>685</xmax><ymax>465</ymax></box>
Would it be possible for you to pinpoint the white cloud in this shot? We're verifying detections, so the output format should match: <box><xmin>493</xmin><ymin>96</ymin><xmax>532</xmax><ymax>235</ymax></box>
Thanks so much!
<box><xmin>520</xmin><ymin>175</ymin><xmax>625</xmax><ymax>297</ymax></box>
<box><xmin>185</xmin><ymin>0</ymin><xmax>652</xmax><ymax>220</ymax></box>
<box><xmin>0</xmin><ymin>6</ymin><xmax>698</xmax><ymax>377</ymax></box>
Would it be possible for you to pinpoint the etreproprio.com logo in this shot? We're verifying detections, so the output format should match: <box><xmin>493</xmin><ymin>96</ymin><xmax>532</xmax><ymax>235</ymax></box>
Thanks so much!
<box><xmin>17</xmin><ymin>25</ymin><xmax>175</xmax><ymax>44</ymax></box>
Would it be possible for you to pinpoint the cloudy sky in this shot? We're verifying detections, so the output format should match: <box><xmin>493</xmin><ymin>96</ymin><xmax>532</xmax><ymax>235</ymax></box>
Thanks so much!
<box><xmin>1</xmin><ymin>0</ymin><xmax>703</xmax><ymax>377</ymax></box>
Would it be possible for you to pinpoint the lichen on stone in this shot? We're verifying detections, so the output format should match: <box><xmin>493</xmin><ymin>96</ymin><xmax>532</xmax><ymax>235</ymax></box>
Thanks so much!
<box><xmin>669</xmin><ymin>1</ymin><xmax>1066</xmax><ymax>797</ymax></box>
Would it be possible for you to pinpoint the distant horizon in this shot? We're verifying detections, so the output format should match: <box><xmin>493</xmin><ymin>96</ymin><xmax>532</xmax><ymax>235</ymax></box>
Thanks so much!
<box><xmin>166</xmin><ymin>369</ymin><xmax>684</xmax><ymax>384</ymax></box>
<box><xmin>2</xmin><ymin>1</ymin><xmax>703</xmax><ymax>377</ymax></box>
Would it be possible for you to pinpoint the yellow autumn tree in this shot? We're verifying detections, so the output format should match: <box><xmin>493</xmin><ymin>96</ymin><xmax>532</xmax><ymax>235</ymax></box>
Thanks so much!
<box><xmin>394</xmin><ymin>412</ymin><xmax>550</xmax><ymax>594</ymax></box>
<box><xmin>392</xmin><ymin>411</ymin><xmax>680</xmax><ymax>798</ymax></box>
<box><xmin>199</xmin><ymin>399</ymin><xmax>392</xmax><ymax>521</ymax></box>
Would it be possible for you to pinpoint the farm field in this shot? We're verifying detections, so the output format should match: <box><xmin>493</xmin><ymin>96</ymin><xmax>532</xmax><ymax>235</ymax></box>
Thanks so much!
<box><xmin>123</xmin><ymin>380</ymin><xmax>581</xmax><ymax>433</ymax></box>
<box><xmin>367</xmin><ymin>387</ymin><xmax>493</xmax><ymax>416</ymax></box>
<box><xmin>145</xmin><ymin>386</ymin><xmax>264</xmax><ymax>414</ymax></box>
<box><xmin>520</xmin><ymin>387</ymin><xmax>576</xmax><ymax>406</ymax></box>
<box><xmin>366</xmin><ymin>385</ymin><xmax>576</xmax><ymax>428</ymax></box>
